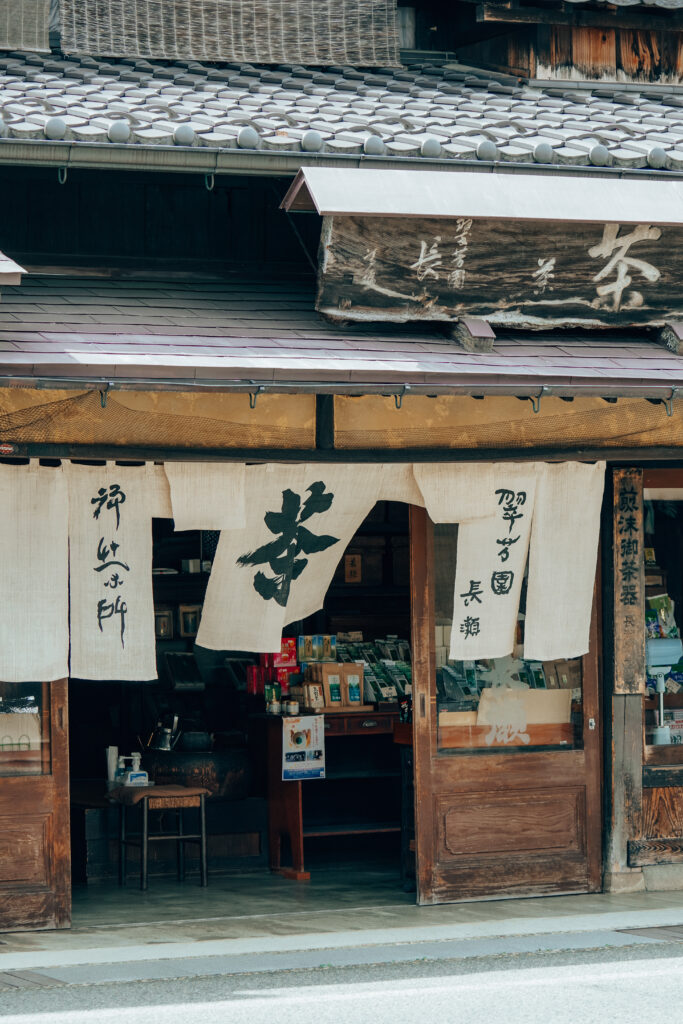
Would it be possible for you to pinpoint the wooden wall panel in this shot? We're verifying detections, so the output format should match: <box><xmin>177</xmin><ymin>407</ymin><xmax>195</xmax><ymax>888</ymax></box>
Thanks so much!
<box><xmin>572</xmin><ymin>27</ymin><xmax>616</xmax><ymax>77</ymax></box>
<box><xmin>643</xmin><ymin>787</ymin><xmax>683</xmax><ymax>838</ymax></box>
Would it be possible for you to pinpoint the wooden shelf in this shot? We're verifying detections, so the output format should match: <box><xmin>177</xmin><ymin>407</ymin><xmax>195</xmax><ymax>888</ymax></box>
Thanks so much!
<box><xmin>303</xmin><ymin>821</ymin><xmax>400</xmax><ymax>837</ymax></box>
<box><xmin>322</xmin><ymin>770</ymin><xmax>401</xmax><ymax>781</ymax></box>
<box><xmin>644</xmin><ymin>744</ymin><xmax>683</xmax><ymax>766</ymax></box>
<box><xmin>644</xmin><ymin>694</ymin><xmax>683</xmax><ymax>709</ymax></box>
<box><xmin>327</xmin><ymin>585</ymin><xmax>409</xmax><ymax>598</ymax></box>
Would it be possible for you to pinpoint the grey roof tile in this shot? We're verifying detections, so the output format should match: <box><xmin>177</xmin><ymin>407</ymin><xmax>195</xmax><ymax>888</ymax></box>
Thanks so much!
<box><xmin>2</xmin><ymin>52</ymin><xmax>683</xmax><ymax>175</ymax></box>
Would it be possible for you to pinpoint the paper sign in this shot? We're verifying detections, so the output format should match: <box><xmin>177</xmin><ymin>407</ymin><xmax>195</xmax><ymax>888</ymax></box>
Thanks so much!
<box><xmin>282</xmin><ymin>715</ymin><xmax>326</xmax><ymax>781</ymax></box>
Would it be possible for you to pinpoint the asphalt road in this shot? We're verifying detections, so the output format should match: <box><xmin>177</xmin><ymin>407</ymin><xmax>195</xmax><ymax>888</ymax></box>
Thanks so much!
<box><xmin>2</xmin><ymin>941</ymin><xmax>683</xmax><ymax>1024</ymax></box>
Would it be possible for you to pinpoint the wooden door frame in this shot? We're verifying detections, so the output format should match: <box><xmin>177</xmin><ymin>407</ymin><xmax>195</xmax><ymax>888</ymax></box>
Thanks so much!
<box><xmin>409</xmin><ymin>505</ymin><xmax>438</xmax><ymax>903</ymax></box>
<box><xmin>409</xmin><ymin>505</ymin><xmax>604</xmax><ymax>904</ymax></box>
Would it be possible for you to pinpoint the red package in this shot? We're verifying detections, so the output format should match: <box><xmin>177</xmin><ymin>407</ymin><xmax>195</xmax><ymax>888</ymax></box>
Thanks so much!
<box><xmin>275</xmin><ymin>667</ymin><xmax>293</xmax><ymax>693</ymax></box>
<box><xmin>259</xmin><ymin>653</ymin><xmax>273</xmax><ymax>668</ymax></box>
<box><xmin>246</xmin><ymin>665</ymin><xmax>263</xmax><ymax>695</ymax></box>
<box><xmin>272</xmin><ymin>637</ymin><xmax>298</xmax><ymax>668</ymax></box>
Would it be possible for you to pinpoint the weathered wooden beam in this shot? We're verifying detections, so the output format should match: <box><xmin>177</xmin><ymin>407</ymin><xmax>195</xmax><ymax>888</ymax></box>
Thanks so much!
<box><xmin>613</xmin><ymin>468</ymin><xmax>645</xmax><ymax>695</ymax></box>
<box><xmin>644</xmin><ymin>766</ymin><xmax>683</xmax><ymax>789</ymax></box>
<box><xmin>628</xmin><ymin>838</ymin><xmax>683</xmax><ymax>867</ymax></box>
<box><xmin>476</xmin><ymin>3</ymin><xmax>683</xmax><ymax>32</ymax></box>
<box><xmin>606</xmin><ymin>694</ymin><xmax>644</xmax><ymax>884</ymax></box>
<box><xmin>449</xmin><ymin>318</ymin><xmax>496</xmax><ymax>353</ymax></box>
<box><xmin>315</xmin><ymin>394</ymin><xmax>335</xmax><ymax>450</ymax></box>
<box><xmin>317</xmin><ymin>215</ymin><xmax>683</xmax><ymax>329</ymax></box>
<box><xmin>657</xmin><ymin>322</ymin><xmax>683</xmax><ymax>356</ymax></box>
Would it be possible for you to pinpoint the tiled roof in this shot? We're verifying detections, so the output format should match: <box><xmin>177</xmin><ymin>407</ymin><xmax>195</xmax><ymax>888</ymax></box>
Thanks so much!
<box><xmin>3</xmin><ymin>50</ymin><xmax>683</xmax><ymax>171</ymax></box>
<box><xmin>0</xmin><ymin>274</ymin><xmax>681</xmax><ymax>394</ymax></box>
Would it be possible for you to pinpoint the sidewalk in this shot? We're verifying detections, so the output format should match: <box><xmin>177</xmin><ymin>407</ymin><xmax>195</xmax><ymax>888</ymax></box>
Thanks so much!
<box><xmin>3</xmin><ymin>877</ymin><xmax>683</xmax><ymax>987</ymax></box>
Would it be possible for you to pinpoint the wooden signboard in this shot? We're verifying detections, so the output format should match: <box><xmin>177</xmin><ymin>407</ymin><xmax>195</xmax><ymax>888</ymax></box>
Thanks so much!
<box><xmin>317</xmin><ymin>215</ymin><xmax>682</xmax><ymax>328</ymax></box>
<box><xmin>613</xmin><ymin>468</ymin><xmax>646</xmax><ymax>695</ymax></box>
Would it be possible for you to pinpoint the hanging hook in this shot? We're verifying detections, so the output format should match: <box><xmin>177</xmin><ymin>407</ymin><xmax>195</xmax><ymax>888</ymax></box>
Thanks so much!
<box><xmin>99</xmin><ymin>382</ymin><xmax>113</xmax><ymax>409</ymax></box>
<box><xmin>57</xmin><ymin>166</ymin><xmax>67</xmax><ymax>185</ymax></box>
<box><xmin>529</xmin><ymin>386</ymin><xmax>548</xmax><ymax>414</ymax></box>
<box><xmin>204</xmin><ymin>173</ymin><xmax>215</xmax><ymax>192</ymax></box>
<box><xmin>394</xmin><ymin>384</ymin><xmax>410</xmax><ymax>410</ymax></box>
<box><xmin>249</xmin><ymin>386</ymin><xmax>264</xmax><ymax>410</ymax></box>
<box><xmin>665</xmin><ymin>386</ymin><xmax>680</xmax><ymax>417</ymax></box>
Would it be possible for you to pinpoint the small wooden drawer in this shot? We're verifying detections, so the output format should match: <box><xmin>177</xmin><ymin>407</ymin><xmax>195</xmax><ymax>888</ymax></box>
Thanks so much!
<box><xmin>346</xmin><ymin>715</ymin><xmax>395</xmax><ymax>736</ymax></box>
<box><xmin>322</xmin><ymin>716</ymin><xmax>347</xmax><ymax>735</ymax></box>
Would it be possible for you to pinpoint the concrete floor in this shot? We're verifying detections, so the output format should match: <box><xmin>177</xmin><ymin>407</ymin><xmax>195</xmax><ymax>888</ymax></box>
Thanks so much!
<box><xmin>5</xmin><ymin>853</ymin><xmax>683</xmax><ymax>964</ymax></box>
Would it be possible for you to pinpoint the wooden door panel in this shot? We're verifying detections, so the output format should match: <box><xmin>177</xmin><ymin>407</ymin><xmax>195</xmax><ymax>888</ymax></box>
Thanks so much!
<box><xmin>432</xmin><ymin>854</ymin><xmax>589</xmax><ymax>902</ymax></box>
<box><xmin>0</xmin><ymin>815</ymin><xmax>53</xmax><ymax>886</ymax></box>
<box><xmin>439</xmin><ymin>787</ymin><xmax>586</xmax><ymax>858</ymax></box>
<box><xmin>432</xmin><ymin>751</ymin><xmax>586</xmax><ymax>792</ymax></box>
<box><xmin>410</xmin><ymin>506</ymin><xmax>603</xmax><ymax>905</ymax></box>
<box><xmin>0</xmin><ymin>679</ymin><xmax>70</xmax><ymax>931</ymax></box>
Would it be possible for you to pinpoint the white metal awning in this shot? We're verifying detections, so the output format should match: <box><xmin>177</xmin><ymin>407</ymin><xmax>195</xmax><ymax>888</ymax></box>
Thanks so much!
<box><xmin>0</xmin><ymin>251</ymin><xmax>25</xmax><ymax>286</ymax></box>
<box><xmin>282</xmin><ymin>167</ymin><xmax>683</xmax><ymax>225</ymax></box>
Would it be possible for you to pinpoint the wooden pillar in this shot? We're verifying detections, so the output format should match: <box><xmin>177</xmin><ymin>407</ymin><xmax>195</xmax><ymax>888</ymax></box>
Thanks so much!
<box><xmin>604</xmin><ymin>468</ymin><xmax>646</xmax><ymax>891</ymax></box>
<box><xmin>409</xmin><ymin>504</ymin><xmax>436</xmax><ymax>905</ymax></box>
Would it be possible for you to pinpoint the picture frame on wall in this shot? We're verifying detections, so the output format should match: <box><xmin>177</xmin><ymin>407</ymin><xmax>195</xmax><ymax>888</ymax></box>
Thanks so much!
<box><xmin>154</xmin><ymin>608</ymin><xmax>174</xmax><ymax>640</ymax></box>
<box><xmin>178</xmin><ymin>604</ymin><xmax>202</xmax><ymax>637</ymax></box>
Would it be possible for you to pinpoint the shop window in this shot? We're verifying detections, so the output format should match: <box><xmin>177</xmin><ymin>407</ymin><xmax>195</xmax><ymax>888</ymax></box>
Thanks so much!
<box><xmin>643</xmin><ymin>500</ymin><xmax>683</xmax><ymax>760</ymax></box>
<box><xmin>434</xmin><ymin>525</ymin><xmax>583</xmax><ymax>754</ymax></box>
<box><xmin>0</xmin><ymin>682</ymin><xmax>50</xmax><ymax>776</ymax></box>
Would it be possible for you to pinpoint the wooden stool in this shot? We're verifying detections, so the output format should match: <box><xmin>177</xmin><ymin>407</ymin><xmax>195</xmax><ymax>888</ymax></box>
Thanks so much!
<box><xmin>110</xmin><ymin>784</ymin><xmax>210</xmax><ymax>891</ymax></box>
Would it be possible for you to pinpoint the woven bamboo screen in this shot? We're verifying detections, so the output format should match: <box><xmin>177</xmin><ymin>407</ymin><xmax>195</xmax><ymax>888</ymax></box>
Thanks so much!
<box><xmin>59</xmin><ymin>0</ymin><xmax>400</xmax><ymax>65</ymax></box>
<box><xmin>0</xmin><ymin>0</ymin><xmax>50</xmax><ymax>52</ymax></box>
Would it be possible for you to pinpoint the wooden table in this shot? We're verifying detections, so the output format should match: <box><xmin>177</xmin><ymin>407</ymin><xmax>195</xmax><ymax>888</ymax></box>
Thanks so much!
<box><xmin>265</xmin><ymin>710</ymin><xmax>399</xmax><ymax>880</ymax></box>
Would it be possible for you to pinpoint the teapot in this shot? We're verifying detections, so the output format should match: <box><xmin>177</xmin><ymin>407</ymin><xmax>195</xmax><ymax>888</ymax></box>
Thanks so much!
<box><xmin>148</xmin><ymin>715</ymin><xmax>181</xmax><ymax>752</ymax></box>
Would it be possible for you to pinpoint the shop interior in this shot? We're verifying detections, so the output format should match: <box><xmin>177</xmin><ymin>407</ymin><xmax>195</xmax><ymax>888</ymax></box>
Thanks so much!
<box><xmin>64</xmin><ymin>499</ymin><xmax>415</xmax><ymax>924</ymax></box>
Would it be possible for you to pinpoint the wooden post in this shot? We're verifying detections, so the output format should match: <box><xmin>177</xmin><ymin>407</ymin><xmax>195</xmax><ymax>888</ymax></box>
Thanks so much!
<box><xmin>613</xmin><ymin>468</ymin><xmax>645</xmax><ymax>696</ymax></box>
<box><xmin>605</xmin><ymin>469</ymin><xmax>645</xmax><ymax>890</ymax></box>
<box><xmin>409</xmin><ymin>505</ymin><xmax>436</xmax><ymax>905</ymax></box>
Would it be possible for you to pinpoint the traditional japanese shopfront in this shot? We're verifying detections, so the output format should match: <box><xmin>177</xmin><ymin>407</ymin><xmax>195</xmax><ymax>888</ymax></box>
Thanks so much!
<box><xmin>0</xmin><ymin>440</ymin><xmax>605</xmax><ymax>930</ymax></box>
<box><xmin>2</xmin><ymin>165</ymin><xmax>683</xmax><ymax>930</ymax></box>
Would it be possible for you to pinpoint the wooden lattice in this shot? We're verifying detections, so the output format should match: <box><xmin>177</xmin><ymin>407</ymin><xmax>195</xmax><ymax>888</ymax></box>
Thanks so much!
<box><xmin>59</xmin><ymin>0</ymin><xmax>400</xmax><ymax>66</ymax></box>
<box><xmin>0</xmin><ymin>0</ymin><xmax>50</xmax><ymax>53</ymax></box>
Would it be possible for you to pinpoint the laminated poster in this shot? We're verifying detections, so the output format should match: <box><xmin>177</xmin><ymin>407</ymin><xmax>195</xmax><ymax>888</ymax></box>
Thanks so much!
<box><xmin>282</xmin><ymin>715</ymin><xmax>325</xmax><ymax>781</ymax></box>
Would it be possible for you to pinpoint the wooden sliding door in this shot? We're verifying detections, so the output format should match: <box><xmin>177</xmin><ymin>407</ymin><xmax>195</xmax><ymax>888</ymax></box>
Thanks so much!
<box><xmin>0</xmin><ymin>678</ymin><xmax>71</xmax><ymax>930</ymax></box>
<box><xmin>410</xmin><ymin>507</ymin><xmax>602</xmax><ymax>904</ymax></box>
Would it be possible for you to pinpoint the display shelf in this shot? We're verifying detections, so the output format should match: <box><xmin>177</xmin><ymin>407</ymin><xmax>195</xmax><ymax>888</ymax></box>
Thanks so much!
<box><xmin>327</xmin><ymin>585</ymin><xmax>409</xmax><ymax>598</ymax></box>
<box><xmin>322</xmin><ymin>769</ymin><xmax>401</xmax><ymax>781</ymax></box>
<box><xmin>644</xmin><ymin>694</ymin><xmax>683</xmax><ymax>709</ymax></box>
<box><xmin>303</xmin><ymin>820</ymin><xmax>401</xmax><ymax>837</ymax></box>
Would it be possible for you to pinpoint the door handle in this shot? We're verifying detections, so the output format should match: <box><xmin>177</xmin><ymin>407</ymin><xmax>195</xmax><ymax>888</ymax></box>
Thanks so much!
<box><xmin>588</xmin><ymin>717</ymin><xmax>596</xmax><ymax>731</ymax></box>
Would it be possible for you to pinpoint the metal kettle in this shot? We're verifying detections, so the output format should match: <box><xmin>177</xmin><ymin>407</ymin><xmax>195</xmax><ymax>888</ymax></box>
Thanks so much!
<box><xmin>148</xmin><ymin>715</ymin><xmax>181</xmax><ymax>752</ymax></box>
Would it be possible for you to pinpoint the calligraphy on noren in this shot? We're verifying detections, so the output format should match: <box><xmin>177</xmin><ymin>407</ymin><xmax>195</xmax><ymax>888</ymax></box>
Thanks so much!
<box><xmin>238</xmin><ymin>482</ymin><xmax>340</xmax><ymax>608</ymax></box>
<box><xmin>458</xmin><ymin>488</ymin><xmax>525</xmax><ymax>643</ymax></box>
<box><xmin>91</xmin><ymin>482</ymin><xmax>128</xmax><ymax>646</ymax></box>
<box><xmin>318</xmin><ymin>215</ymin><xmax>674</xmax><ymax>326</ymax></box>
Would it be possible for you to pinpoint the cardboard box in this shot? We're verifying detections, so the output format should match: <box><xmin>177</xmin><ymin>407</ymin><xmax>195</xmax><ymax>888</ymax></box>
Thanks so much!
<box><xmin>305</xmin><ymin>683</ymin><xmax>325</xmax><ymax>709</ymax></box>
